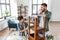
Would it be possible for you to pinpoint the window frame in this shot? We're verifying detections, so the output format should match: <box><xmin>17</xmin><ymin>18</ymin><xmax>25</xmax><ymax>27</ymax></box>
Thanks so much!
<box><xmin>32</xmin><ymin>0</ymin><xmax>45</xmax><ymax>15</ymax></box>
<box><xmin>32</xmin><ymin>4</ymin><xmax>41</xmax><ymax>15</ymax></box>
<box><xmin>0</xmin><ymin>0</ymin><xmax>11</xmax><ymax>19</ymax></box>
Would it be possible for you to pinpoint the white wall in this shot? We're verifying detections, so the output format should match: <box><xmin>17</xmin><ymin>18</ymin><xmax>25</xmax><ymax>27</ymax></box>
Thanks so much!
<box><xmin>11</xmin><ymin>0</ymin><xmax>18</xmax><ymax>17</ymax></box>
<box><xmin>46</xmin><ymin>0</ymin><xmax>60</xmax><ymax>21</ymax></box>
<box><xmin>50</xmin><ymin>0</ymin><xmax>60</xmax><ymax>21</ymax></box>
<box><xmin>48</xmin><ymin>0</ymin><xmax>52</xmax><ymax>11</ymax></box>
<box><xmin>29</xmin><ymin>0</ymin><xmax>32</xmax><ymax>16</ymax></box>
<box><xmin>17</xmin><ymin>0</ymin><xmax>29</xmax><ymax>6</ymax></box>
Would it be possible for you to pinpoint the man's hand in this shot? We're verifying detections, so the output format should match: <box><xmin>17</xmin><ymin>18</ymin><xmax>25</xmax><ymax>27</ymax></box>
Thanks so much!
<box><xmin>37</xmin><ymin>14</ymin><xmax>46</xmax><ymax>17</ymax></box>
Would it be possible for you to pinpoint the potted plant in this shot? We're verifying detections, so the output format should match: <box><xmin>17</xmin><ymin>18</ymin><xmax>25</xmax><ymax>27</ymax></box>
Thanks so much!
<box><xmin>3</xmin><ymin>10</ymin><xmax>9</xmax><ymax>19</ymax></box>
<box><xmin>47</xmin><ymin>35</ymin><xmax>54</xmax><ymax>40</ymax></box>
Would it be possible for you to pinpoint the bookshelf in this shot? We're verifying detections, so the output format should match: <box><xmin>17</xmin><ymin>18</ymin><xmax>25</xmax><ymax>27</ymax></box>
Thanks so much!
<box><xmin>17</xmin><ymin>4</ymin><xmax>28</xmax><ymax>17</ymax></box>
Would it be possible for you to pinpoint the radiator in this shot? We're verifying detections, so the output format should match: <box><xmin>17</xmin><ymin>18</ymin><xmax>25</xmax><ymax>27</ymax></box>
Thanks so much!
<box><xmin>0</xmin><ymin>20</ymin><xmax>8</xmax><ymax>31</ymax></box>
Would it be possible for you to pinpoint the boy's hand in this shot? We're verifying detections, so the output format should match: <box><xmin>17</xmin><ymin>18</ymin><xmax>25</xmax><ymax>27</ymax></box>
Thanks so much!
<box><xmin>21</xmin><ymin>30</ymin><xmax>25</xmax><ymax>32</ymax></box>
<box><xmin>21</xmin><ymin>26</ymin><xmax>28</xmax><ymax>32</ymax></box>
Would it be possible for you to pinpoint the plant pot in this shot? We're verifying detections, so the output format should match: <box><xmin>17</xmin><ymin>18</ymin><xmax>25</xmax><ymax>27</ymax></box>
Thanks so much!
<box><xmin>47</xmin><ymin>35</ymin><xmax>54</xmax><ymax>40</ymax></box>
<box><xmin>47</xmin><ymin>38</ymin><xmax>53</xmax><ymax>40</ymax></box>
<box><xmin>4</xmin><ymin>16</ymin><xmax>6</xmax><ymax>19</ymax></box>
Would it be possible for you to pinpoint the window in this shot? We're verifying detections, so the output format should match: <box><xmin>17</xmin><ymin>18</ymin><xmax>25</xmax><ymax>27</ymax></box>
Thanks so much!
<box><xmin>0</xmin><ymin>0</ymin><xmax>11</xmax><ymax>18</ymax></box>
<box><xmin>32</xmin><ymin>0</ymin><xmax>48</xmax><ymax>15</ymax></box>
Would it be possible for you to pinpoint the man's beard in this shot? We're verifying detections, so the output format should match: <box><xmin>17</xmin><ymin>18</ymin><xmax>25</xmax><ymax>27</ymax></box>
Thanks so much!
<box><xmin>42</xmin><ymin>9</ymin><xmax>45</xmax><ymax>12</ymax></box>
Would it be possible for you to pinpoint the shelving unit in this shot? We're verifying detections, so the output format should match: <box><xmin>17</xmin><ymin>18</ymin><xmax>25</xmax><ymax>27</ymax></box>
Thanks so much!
<box><xmin>17</xmin><ymin>4</ymin><xmax>28</xmax><ymax>17</ymax></box>
<box><xmin>28</xmin><ymin>14</ymin><xmax>46</xmax><ymax>40</ymax></box>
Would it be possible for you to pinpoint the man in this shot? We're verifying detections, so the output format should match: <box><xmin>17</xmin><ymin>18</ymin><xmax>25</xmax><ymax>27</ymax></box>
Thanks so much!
<box><xmin>18</xmin><ymin>16</ymin><xmax>28</xmax><ymax>36</ymax></box>
<box><xmin>38</xmin><ymin>3</ymin><xmax>52</xmax><ymax>33</ymax></box>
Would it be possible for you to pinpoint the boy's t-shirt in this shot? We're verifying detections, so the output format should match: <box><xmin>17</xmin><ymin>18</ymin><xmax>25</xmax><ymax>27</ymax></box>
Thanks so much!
<box><xmin>18</xmin><ymin>22</ymin><xmax>28</xmax><ymax>36</ymax></box>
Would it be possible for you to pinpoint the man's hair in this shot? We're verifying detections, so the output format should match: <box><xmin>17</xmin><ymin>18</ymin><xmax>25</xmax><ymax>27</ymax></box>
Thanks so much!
<box><xmin>18</xmin><ymin>16</ymin><xmax>23</xmax><ymax>20</ymax></box>
<box><xmin>41</xmin><ymin>3</ymin><xmax>47</xmax><ymax>7</ymax></box>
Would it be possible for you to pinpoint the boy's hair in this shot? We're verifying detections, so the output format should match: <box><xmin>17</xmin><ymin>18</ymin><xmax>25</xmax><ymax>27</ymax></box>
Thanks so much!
<box><xmin>18</xmin><ymin>16</ymin><xmax>23</xmax><ymax>20</ymax></box>
<box><xmin>41</xmin><ymin>3</ymin><xmax>47</xmax><ymax>7</ymax></box>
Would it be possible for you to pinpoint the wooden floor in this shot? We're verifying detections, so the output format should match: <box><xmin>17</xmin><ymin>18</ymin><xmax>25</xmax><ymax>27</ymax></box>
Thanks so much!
<box><xmin>0</xmin><ymin>22</ymin><xmax>60</xmax><ymax>40</ymax></box>
<box><xmin>49</xmin><ymin>22</ymin><xmax>60</xmax><ymax>40</ymax></box>
<box><xmin>0</xmin><ymin>28</ymin><xmax>15</xmax><ymax>40</ymax></box>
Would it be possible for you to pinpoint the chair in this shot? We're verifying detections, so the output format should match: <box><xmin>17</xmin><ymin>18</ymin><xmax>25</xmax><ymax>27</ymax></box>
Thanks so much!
<box><xmin>28</xmin><ymin>14</ymin><xmax>46</xmax><ymax>40</ymax></box>
<box><xmin>7</xmin><ymin>19</ymin><xmax>18</xmax><ymax>30</ymax></box>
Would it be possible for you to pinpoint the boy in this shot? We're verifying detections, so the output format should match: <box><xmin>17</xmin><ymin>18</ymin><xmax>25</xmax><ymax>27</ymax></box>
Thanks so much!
<box><xmin>18</xmin><ymin>16</ymin><xmax>28</xmax><ymax>36</ymax></box>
